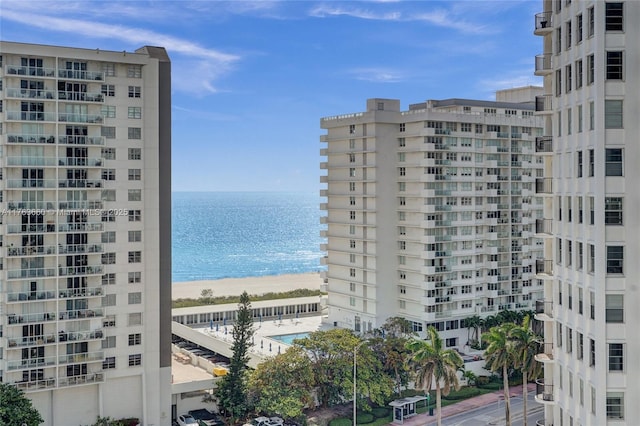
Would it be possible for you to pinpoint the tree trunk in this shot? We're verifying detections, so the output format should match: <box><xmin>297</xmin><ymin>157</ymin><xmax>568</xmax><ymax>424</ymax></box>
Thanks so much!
<box><xmin>522</xmin><ymin>370</ymin><xmax>528</xmax><ymax>426</ymax></box>
<box><xmin>436</xmin><ymin>382</ymin><xmax>442</xmax><ymax>426</ymax></box>
<box><xmin>503</xmin><ymin>365</ymin><xmax>511</xmax><ymax>426</ymax></box>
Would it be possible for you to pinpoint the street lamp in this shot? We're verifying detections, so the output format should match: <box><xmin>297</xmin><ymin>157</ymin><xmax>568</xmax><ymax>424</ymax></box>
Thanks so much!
<box><xmin>353</xmin><ymin>341</ymin><xmax>366</xmax><ymax>425</ymax></box>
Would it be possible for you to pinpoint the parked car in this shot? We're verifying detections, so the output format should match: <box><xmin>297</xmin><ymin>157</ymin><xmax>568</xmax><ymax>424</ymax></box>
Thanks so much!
<box><xmin>243</xmin><ymin>416</ymin><xmax>283</xmax><ymax>426</ymax></box>
<box><xmin>188</xmin><ymin>409</ymin><xmax>224</xmax><ymax>426</ymax></box>
<box><xmin>177</xmin><ymin>414</ymin><xmax>199</xmax><ymax>426</ymax></box>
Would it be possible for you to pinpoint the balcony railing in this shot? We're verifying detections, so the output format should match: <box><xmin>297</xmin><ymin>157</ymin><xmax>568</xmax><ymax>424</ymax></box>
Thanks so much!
<box><xmin>5</xmin><ymin>88</ymin><xmax>56</xmax><ymax>100</ymax></box>
<box><xmin>536</xmin><ymin>260</ymin><xmax>553</xmax><ymax>276</ymax></box>
<box><xmin>58</xmin><ymin>113</ymin><xmax>103</xmax><ymax>123</ymax></box>
<box><xmin>58</xmin><ymin>351</ymin><xmax>104</xmax><ymax>365</ymax></box>
<box><xmin>535</xmin><ymin>95</ymin><xmax>553</xmax><ymax>113</ymax></box>
<box><xmin>5</xmin><ymin>65</ymin><xmax>56</xmax><ymax>77</ymax></box>
<box><xmin>7</xmin><ymin>134</ymin><xmax>56</xmax><ymax>144</ymax></box>
<box><xmin>6</xmin><ymin>179</ymin><xmax>58</xmax><ymax>189</ymax></box>
<box><xmin>7</xmin><ymin>356</ymin><xmax>57</xmax><ymax>371</ymax></box>
<box><xmin>58</xmin><ymin>286</ymin><xmax>103</xmax><ymax>298</ymax></box>
<box><xmin>57</xmin><ymin>200</ymin><xmax>103</xmax><ymax>210</ymax></box>
<box><xmin>57</xmin><ymin>372</ymin><xmax>104</xmax><ymax>388</ymax></box>
<box><xmin>58</xmin><ymin>244</ymin><xmax>103</xmax><ymax>255</ymax></box>
<box><xmin>58</xmin><ymin>265</ymin><xmax>104</xmax><ymax>277</ymax></box>
<box><xmin>58</xmin><ymin>222</ymin><xmax>103</xmax><ymax>232</ymax></box>
<box><xmin>534</xmin><ymin>11</ymin><xmax>553</xmax><ymax>34</ymax></box>
<box><xmin>57</xmin><ymin>135</ymin><xmax>105</xmax><ymax>145</ymax></box>
<box><xmin>7</xmin><ymin>312</ymin><xmax>56</xmax><ymax>325</ymax></box>
<box><xmin>535</xmin><ymin>136</ymin><xmax>553</xmax><ymax>153</ymax></box>
<box><xmin>58</xmin><ymin>157</ymin><xmax>103</xmax><ymax>167</ymax></box>
<box><xmin>7</xmin><ymin>245</ymin><xmax>57</xmax><ymax>256</ymax></box>
<box><xmin>6</xmin><ymin>223</ymin><xmax>56</xmax><ymax>234</ymax></box>
<box><xmin>535</xmin><ymin>178</ymin><xmax>552</xmax><ymax>194</ymax></box>
<box><xmin>58</xmin><ymin>308</ymin><xmax>104</xmax><ymax>320</ymax></box>
<box><xmin>536</xmin><ymin>380</ymin><xmax>554</xmax><ymax>401</ymax></box>
<box><xmin>6</xmin><ymin>111</ymin><xmax>57</xmax><ymax>121</ymax></box>
<box><xmin>7</xmin><ymin>268</ymin><xmax>57</xmax><ymax>280</ymax></box>
<box><xmin>58</xmin><ymin>91</ymin><xmax>104</xmax><ymax>102</ymax></box>
<box><xmin>14</xmin><ymin>378</ymin><xmax>57</xmax><ymax>392</ymax></box>
<box><xmin>58</xmin><ymin>329</ymin><xmax>103</xmax><ymax>343</ymax></box>
<box><xmin>6</xmin><ymin>290</ymin><xmax>56</xmax><ymax>302</ymax></box>
<box><xmin>58</xmin><ymin>179</ymin><xmax>103</xmax><ymax>188</ymax></box>
<box><xmin>58</xmin><ymin>69</ymin><xmax>104</xmax><ymax>81</ymax></box>
<box><xmin>6</xmin><ymin>334</ymin><xmax>57</xmax><ymax>348</ymax></box>
<box><xmin>6</xmin><ymin>156</ymin><xmax>57</xmax><ymax>166</ymax></box>
<box><xmin>535</xmin><ymin>300</ymin><xmax>554</xmax><ymax>318</ymax></box>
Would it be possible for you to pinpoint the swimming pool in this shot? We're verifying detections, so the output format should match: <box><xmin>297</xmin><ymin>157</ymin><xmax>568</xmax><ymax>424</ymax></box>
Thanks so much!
<box><xmin>269</xmin><ymin>332</ymin><xmax>310</xmax><ymax>345</ymax></box>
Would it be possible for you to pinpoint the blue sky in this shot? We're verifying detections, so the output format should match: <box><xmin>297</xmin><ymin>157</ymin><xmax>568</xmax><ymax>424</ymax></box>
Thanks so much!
<box><xmin>1</xmin><ymin>0</ymin><xmax>542</xmax><ymax>192</ymax></box>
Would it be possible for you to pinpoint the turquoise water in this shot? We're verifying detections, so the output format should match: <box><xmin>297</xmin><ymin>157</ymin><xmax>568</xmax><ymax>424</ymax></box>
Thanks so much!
<box><xmin>172</xmin><ymin>192</ymin><xmax>325</xmax><ymax>282</ymax></box>
<box><xmin>269</xmin><ymin>332</ymin><xmax>311</xmax><ymax>345</ymax></box>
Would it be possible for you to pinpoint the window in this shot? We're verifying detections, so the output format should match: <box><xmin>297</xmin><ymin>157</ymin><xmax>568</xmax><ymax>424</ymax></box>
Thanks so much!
<box><xmin>128</xmin><ymin>107</ymin><xmax>141</xmax><ymax>119</ymax></box>
<box><xmin>349</xmin><ymin>297</ymin><xmax>356</xmax><ymax>307</ymax></box>
<box><xmin>398</xmin><ymin>138</ymin><xmax>405</xmax><ymax>147</ymax></box>
<box><xmin>102</xmin><ymin>211</ymin><xmax>116</xmax><ymax>222</ymax></box>
<box><xmin>590</xmin><ymin>338</ymin><xmax>596</xmax><ymax>366</ymax></box>
<box><xmin>575</xmin><ymin>60</ymin><xmax>583</xmax><ymax>89</ymax></box>
<box><xmin>349</xmin><ymin>153</ymin><xmax>356</xmax><ymax>163</ymax></box>
<box><xmin>349</xmin><ymin>182</ymin><xmax>356</xmax><ymax>192</ymax></box>
<box><xmin>128</xmin><ymin>189</ymin><xmax>142</xmax><ymax>202</ymax></box>
<box><xmin>605</xmin><ymin>3</ymin><xmax>624</xmax><ymax>31</ymax></box>
<box><xmin>102</xmin><ymin>169</ymin><xmax>115</xmax><ymax>181</ymax></box>
<box><xmin>101</xmin><ymin>105</ymin><xmax>115</xmax><ymax>118</ymax></box>
<box><xmin>589</xmin><ymin>150</ymin><xmax>594</xmax><ymax>177</ymax></box>
<box><xmin>128</xmin><ymin>210</ymin><xmax>141</xmax><ymax>222</ymax></box>
<box><xmin>128</xmin><ymin>86</ymin><xmax>141</xmax><ymax>98</ymax></box>
<box><xmin>128</xmin><ymin>148</ymin><xmax>141</xmax><ymax>160</ymax></box>
<box><xmin>128</xmin><ymin>333</ymin><xmax>142</xmax><ymax>345</ymax></box>
<box><xmin>605</xmin><ymin>100</ymin><xmax>623</xmax><ymax>128</ymax></box>
<box><xmin>589</xmin><ymin>101</ymin><xmax>595</xmax><ymax>130</ymax></box>
<box><xmin>128</xmin><ymin>169</ymin><xmax>141</xmax><ymax>180</ymax></box>
<box><xmin>349</xmin><ymin>268</ymin><xmax>356</xmax><ymax>278</ymax></box>
<box><xmin>128</xmin><ymin>230</ymin><xmax>142</xmax><ymax>242</ymax></box>
<box><xmin>349</xmin><ymin>168</ymin><xmax>356</xmax><ymax>177</ymax></box>
<box><xmin>349</xmin><ymin>282</ymin><xmax>356</xmax><ymax>292</ymax></box>
<box><xmin>577</xmin><ymin>332</ymin><xmax>583</xmax><ymax>359</ymax></box>
<box><xmin>103</xmin><ymin>63</ymin><xmax>116</xmax><ymax>76</ymax></box>
<box><xmin>577</xmin><ymin>151</ymin><xmax>583</xmax><ymax>177</ymax></box>
<box><xmin>128</xmin><ymin>65</ymin><xmax>142</xmax><ymax>78</ymax></box>
<box><xmin>588</xmin><ymin>6</ymin><xmax>594</xmax><ymax>37</ymax></box>
<box><xmin>102</xmin><ymin>294</ymin><xmax>116</xmax><ymax>306</ymax></box>
<box><xmin>587</xmin><ymin>54</ymin><xmax>595</xmax><ymax>85</ymax></box>
<box><xmin>590</xmin><ymin>291</ymin><xmax>595</xmax><ymax>320</ymax></box>
<box><xmin>555</xmin><ymin>69</ymin><xmax>562</xmax><ymax>96</ymax></box>
<box><xmin>103</xmin><ymin>357</ymin><xmax>116</xmax><ymax>369</ymax></box>
<box><xmin>101</xmin><ymin>147</ymin><xmax>116</xmax><ymax>160</ymax></box>
<box><xmin>128</xmin><ymin>272</ymin><xmax>142</xmax><ymax>283</ymax></box>
<box><xmin>578</xmin><ymin>197</ymin><xmax>583</xmax><ymax>223</ymax></box>
<box><xmin>588</xmin><ymin>243</ymin><xmax>595</xmax><ymax>273</ymax></box>
<box><xmin>102</xmin><ymin>252</ymin><xmax>116</xmax><ymax>265</ymax></box>
<box><xmin>102</xmin><ymin>190</ymin><xmax>116</xmax><ymax>202</ymax></box>
<box><xmin>101</xmin><ymin>126</ymin><xmax>115</xmax><ymax>139</ymax></box>
<box><xmin>102</xmin><ymin>231</ymin><xmax>116</xmax><ymax>243</ymax></box>
<box><xmin>609</xmin><ymin>343</ymin><xmax>624</xmax><ymax>371</ymax></box>
<box><xmin>128</xmin><ymin>354</ymin><xmax>142</xmax><ymax>366</ymax></box>
<box><xmin>607</xmin><ymin>246</ymin><xmax>623</xmax><ymax>274</ymax></box>
<box><xmin>102</xmin><ymin>273</ymin><xmax>116</xmax><ymax>285</ymax></box>
<box><xmin>350</xmin><ymin>211</ymin><xmax>356</xmax><ymax>220</ymax></box>
<box><xmin>101</xmin><ymin>84</ymin><xmax>115</xmax><ymax>97</ymax></box>
<box><xmin>128</xmin><ymin>292</ymin><xmax>142</xmax><ymax>304</ymax></box>
<box><xmin>605</xmin><ymin>197</ymin><xmax>623</xmax><ymax>225</ymax></box>
<box><xmin>128</xmin><ymin>312</ymin><xmax>142</xmax><ymax>326</ymax></box>
<box><xmin>565</xmin><ymin>21</ymin><xmax>572</xmax><ymax>49</ymax></box>
<box><xmin>128</xmin><ymin>127</ymin><xmax>141</xmax><ymax>139</ymax></box>
<box><xmin>606</xmin><ymin>51</ymin><xmax>623</xmax><ymax>80</ymax></box>
<box><xmin>578</xmin><ymin>104</ymin><xmax>583</xmax><ymax>132</ymax></box>
<box><xmin>606</xmin><ymin>392</ymin><xmax>624</xmax><ymax>420</ymax></box>
<box><xmin>128</xmin><ymin>251</ymin><xmax>141</xmax><ymax>263</ymax></box>
<box><xmin>399</xmin><ymin>123</ymin><xmax>405</xmax><ymax>132</ymax></box>
<box><xmin>102</xmin><ymin>336</ymin><xmax>116</xmax><ymax>349</ymax></box>
<box><xmin>555</xmin><ymin>27</ymin><xmax>562</xmax><ymax>54</ymax></box>
<box><xmin>606</xmin><ymin>294</ymin><xmax>624</xmax><ymax>322</ymax></box>
<box><xmin>576</xmin><ymin>14</ymin><xmax>583</xmax><ymax>43</ymax></box>
<box><xmin>399</xmin><ymin>167</ymin><xmax>405</xmax><ymax>176</ymax></box>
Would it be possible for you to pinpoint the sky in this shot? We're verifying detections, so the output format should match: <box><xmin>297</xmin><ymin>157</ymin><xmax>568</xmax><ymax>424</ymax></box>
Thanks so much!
<box><xmin>0</xmin><ymin>0</ymin><xmax>543</xmax><ymax>192</ymax></box>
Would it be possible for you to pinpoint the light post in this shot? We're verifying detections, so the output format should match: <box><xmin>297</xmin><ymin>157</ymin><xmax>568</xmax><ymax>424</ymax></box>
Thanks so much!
<box><xmin>353</xmin><ymin>341</ymin><xmax>365</xmax><ymax>425</ymax></box>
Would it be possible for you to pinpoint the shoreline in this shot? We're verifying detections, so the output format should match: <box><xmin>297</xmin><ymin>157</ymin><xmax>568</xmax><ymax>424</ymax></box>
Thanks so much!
<box><xmin>171</xmin><ymin>272</ymin><xmax>323</xmax><ymax>300</ymax></box>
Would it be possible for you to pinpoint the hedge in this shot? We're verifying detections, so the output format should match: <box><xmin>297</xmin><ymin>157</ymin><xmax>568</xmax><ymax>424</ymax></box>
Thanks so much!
<box><xmin>328</xmin><ymin>419</ymin><xmax>352</xmax><ymax>426</ymax></box>
<box><xmin>442</xmin><ymin>387</ymin><xmax>481</xmax><ymax>400</ymax></box>
<box><xmin>371</xmin><ymin>407</ymin><xmax>389</xmax><ymax>419</ymax></box>
<box><xmin>356</xmin><ymin>413</ymin><xmax>374</xmax><ymax>424</ymax></box>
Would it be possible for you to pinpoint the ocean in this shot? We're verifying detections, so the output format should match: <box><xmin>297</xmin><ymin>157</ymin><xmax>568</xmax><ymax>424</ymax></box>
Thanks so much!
<box><xmin>171</xmin><ymin>192</ymin><xmax>325</xmax><ymax>282</ymax></box>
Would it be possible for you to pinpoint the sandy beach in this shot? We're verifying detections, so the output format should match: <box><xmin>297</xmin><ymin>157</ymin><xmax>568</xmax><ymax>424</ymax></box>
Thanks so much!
<box><xmin>172</xmin><ymin>272</ymin><xmax>323</xmax><ymax>300</ymax></box>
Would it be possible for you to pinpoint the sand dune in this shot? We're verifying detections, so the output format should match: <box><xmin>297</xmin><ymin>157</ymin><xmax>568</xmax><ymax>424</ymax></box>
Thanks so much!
<box><xmin>172</xmin><ymin>272</ymin><xmax>323</xmax><ymax>300</ymax></box>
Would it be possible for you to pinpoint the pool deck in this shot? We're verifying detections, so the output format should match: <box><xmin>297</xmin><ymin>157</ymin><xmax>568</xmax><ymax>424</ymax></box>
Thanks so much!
<box><xmin>193</xmin><ymin>314</ymin><xmax>329</xmax><ymax>358</ymax></box>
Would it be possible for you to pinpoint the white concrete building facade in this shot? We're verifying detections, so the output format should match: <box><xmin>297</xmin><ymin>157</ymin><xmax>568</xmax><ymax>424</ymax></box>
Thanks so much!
<box><xmin>533</xmin><ymin>1</ymin><xmax>640</xmax><ymax>425</ymax></box>
<box><xmin>320</xmin><ymin>91</ymin><xmax>546</xmax><ymax>347</ymax></box>
<box><xmin>0</xmin><ymin>41</ymin><xmax>172</xmax><ymax>426</ymax></box>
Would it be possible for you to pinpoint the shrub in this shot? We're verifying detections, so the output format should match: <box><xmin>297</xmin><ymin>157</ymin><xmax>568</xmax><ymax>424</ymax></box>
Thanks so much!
<box><xmin>329</xmin><ymin>419</ymin><xmax>352</xmax><ymax>426</ymax></box>
<box><xmin>475</xmin><ymin>376</ymin><xmax>491</xmax><ymax>386</ymax></box>
<box><xmin>478</xmin><ymin>382</ymin><xmax>501</xmax><ymax>390</ymax></box>
<box><xmin>371</xmin><ymin>407</ymin><xmax>389</xmax><ymax>419</ymax></box>
<box><xmin>356</xmin><ymin>413</ymin><xmax>374</xmax><ymax>424</ymax></box>
<box><xmin>442</xmin><ymin>387</ymin><xmax>481</xmax><ymax>400</ymax></box>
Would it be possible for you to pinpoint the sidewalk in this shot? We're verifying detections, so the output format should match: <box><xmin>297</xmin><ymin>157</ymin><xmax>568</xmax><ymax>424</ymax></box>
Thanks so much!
<box><xmin>395</xmin><ymin>383</ymin><xmax>536</xmax><ymax>425</ymax></box>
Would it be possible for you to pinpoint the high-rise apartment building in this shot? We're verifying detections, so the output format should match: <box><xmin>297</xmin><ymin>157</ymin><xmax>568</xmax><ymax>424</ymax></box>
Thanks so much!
<box><xmin>0</xmin><ymin>42</ymin><xmax>172</xmax><ymax>426</ymax></box>
<box><xmin>533</xmin><ymin>1</ymin><xmax>639</xmax><ymax>424</ymax></box>
<box><xmin>320</xmin><ymin>89</ymin><xmax>546</xmax><ymax>346</ymax></box>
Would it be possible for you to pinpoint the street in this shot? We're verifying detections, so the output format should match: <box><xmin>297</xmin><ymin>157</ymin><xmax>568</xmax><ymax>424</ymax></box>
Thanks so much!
<box><xmin>439</xmin><ymin>392</ymin><xmax>543</xmax><ymax>426</ymax></box>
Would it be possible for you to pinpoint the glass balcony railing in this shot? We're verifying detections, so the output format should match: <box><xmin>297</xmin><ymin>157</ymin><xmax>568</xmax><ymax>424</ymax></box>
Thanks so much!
<box><xmin>57</xmin><ymin>200</ymin><xmax>103</xmax><ymax>210</ymax></box>
<box><xmin>58</xmin><ymin>179</ymin><xmax>103</xmax><ymax>188</ymax></box>
<box><xmin>57</xmin><ymin>222</ymin><xmax>103</xmax><ymax>232</ymax></box>
<box><xmin>6</xmin><ymin>290</ymin><xmax>56</xmax><ymax>302</ymax></box>
<box><xmin>7</xmin><ymin>356</ymin><xmax>57</xmax><ymax>370</ymax></box>
<box><xmin>6</xmin><ymin>179</ymin><xmax>58</xmax><ymax>188</ymax></box>
<box><xmin>58</xmin><ymin>286</ymin><xmax>103</xmax><ymax>298</ymax></box>
<box><xmin>58</xmin><ymin>351</ymin><xmax>104</xmax><ymax>365</ymax></box>
<box><xmin>6</xmin><ymin>111</ymin><xmax>57</xmax><ymax>121</ymax></box>
<box><xmin>5</xmin><ymin>65</ymin><xmax>56</xmax><ymax>77</ymax></box>
<box><xmin>58</xmin><ymin>157</ymin><xmax>103</xmax><ymax>167</ymax></box>
<box><xmin>7</xmin><ymin>268</ymin><xmax>57</xmax><ymax>280</ymax></box>
<box><xmin>5</xmin><ymin>88</ymin><xmax>56</xmax><ymax>100</ymax></box>
<box><xmin>57</xmin><ymin>69</ymin><xmax>104</xmax><ymax>81</ymax></box>
<box><xmin>57</xmin><ymin>135</ymin><xmax>104</xmax><ymax>145</ymax></box>
<box><xmin>57</xmin><ymin>91</ymin><xmax>104</xmax><ymax>102</ymax></box>
<box><xmin>58</xmin><ymin>113</ymin><xmax>103</xmax><ymax>124</ymax></box>
<box><xmin>57</xmin><ymin>372</ymin><xmax>104</xmax><ymax>388</ymax></box>
<box><xmin>7</xmin><ymin>245</ymin><xmax>57</xmax><ymax>256</ymax></box>
<box><xmin>7</xmin><ymin>312</ymin><xmax>56</xmax><ymax>324</ymax></box>
<box><xmin>58</xmin><ymin>265</ymin><xmax>104</xmax><ymax>277</ymax></box>
<box><xmin>6</xmin><ymin>156</ymin><xmax>57</xmax><ymax>166</ymax></box>
<box><xmin>14</xmin><ymin>378</ymin><xmax>57</xmax><ymax>391</ymax></box>
<box><xmin>58</xmin><ymin>329</ymin><xmax>103</xmax><ymax>342</ymax></box>
<box><xmin>6</xmin><ymin>223</ymin><xmax>56</xmax><ymax>234</ymax></box>
<box><xmin>7</xmin><ymin>133</ymin><xmax>56</xmax><ymax>144</ymax></box>
<box><xmin>58</xmin><ymin>244</ymin><xmax>103</xmax><ymax>255</ymax></box>
<box><xmin>6</xmin><ymin>334</ymin><xmax>57</xmax><ymax>348</ymax></box>
<box><xmin>58</xmin><ymin>308</ymin><xmax>104</xmax><ymax>320</ymax></box>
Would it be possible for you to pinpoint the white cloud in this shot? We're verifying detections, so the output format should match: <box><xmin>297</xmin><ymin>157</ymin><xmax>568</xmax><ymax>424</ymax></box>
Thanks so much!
<box><xmin>346</xmin><ymin>67</ymin><xmax>406</xmax><ymax>83</ymax></box>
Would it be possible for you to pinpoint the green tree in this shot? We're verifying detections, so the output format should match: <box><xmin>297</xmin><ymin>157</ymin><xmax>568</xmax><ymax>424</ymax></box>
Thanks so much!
<box><xmin>295</xmin><ymin>329</ymin><xmax>392</xmax><ymax>409</ymax></box>
<box><xmin>248</xmin><ymin>346</ymin><xmax>314</xmax><ymax>421</ymax></box>
<box><xmin>483</xmin><ymin>323</ymin><xmax>516</xmax><ymax>426</ymax></box>
<box><xmin>406</xmin><ymin>326</ymin><xmax>463</xmax><ymax>426</ymax></box>
<box><xmin>216</xmin><ymin>291</ymin><xmax>255</xmax><ymax>422</ymax></box>
<box><xmin>371</xmin><ymin>317</ymin><xmax>415</xmax><ymax>395</ymax></box>
<box><xmin>0</xmin><ymin>382</ymin><xmax>43</xmax><ymax>425</ymax></box>
<box><xmin>509</xmin><ymin>316</ymin><xmax>542</xmax><ymax>426</ymax></box>
<box><xmin>463</xmin><ymin>315</ymin><xmax>482</xmax><ymax>346</ymax></box>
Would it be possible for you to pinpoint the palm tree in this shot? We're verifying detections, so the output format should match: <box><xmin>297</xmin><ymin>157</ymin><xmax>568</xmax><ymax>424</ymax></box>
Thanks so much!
<box><xmin>483</xmin><ymin>323</ymin><xmax>516</xmax><ymax>426</ymax></box>
<box><xmin>509</xmin><ymin>316</ymin><xmax>542</xmax><ymax>426</ymax></box>
<box><xmin>406</xmin><ymin>326</ymin><xmax>464</xmax><ymax>426</ymax></box>
<box><xmin>464</xmin><ymin>315</ymin><xmax>482</xmax><ymax>346</ymax></box>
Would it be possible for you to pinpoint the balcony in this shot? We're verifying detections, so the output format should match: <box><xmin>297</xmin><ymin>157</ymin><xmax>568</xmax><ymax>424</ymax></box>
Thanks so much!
<box><xmin>7</xmin><ymin>134</ymin><xmax>56</xmax><ymax>144</ymax></box>
<box><xmin>6</xmin><ymin>179</ymin><xmax>58</xmax><ymax>189</ymax></box>
<box><xmin>57</xmin><ymin>200</ymin><xmax>103</xmax><ymax>210</ymax></box>
<box><xmin>14</xmin><ymin>378</ymin><xmax>57</xmax><ymax>392</ymax></box>
<box><xmin>535</xmin><ymin>260</ymin><xmax>553</xmax><ymax>277</ymax></box>
<box><xmin>4</xmin><ymin>88</ymin><xmax>56</xmax><ymax>100</ymax></box>
<box><xmin>534</xmin><ymin>11</ymin><xmax>553</xmax><ymax>35</ymax></box>
<box><xmin>7</xmin><ymin>245</ymin><xmax>57</xmax><ymax>257</ymax></box>
<box><xmin>58</xmin><ymin>91</ymin><xmax>104</xmax><ymax>102</ymax></box>
<box><xmin>535</xmin><ymin>136</ymin><xmax>553</xmax><ymax>153</ymax></box>
<box><xmin>58</xmin><ymin>157</ymin><xmax>103</xmax><ymax>167</ymax></box>
<box><xmin>535</xmin><ymin>300</ymin><xmax>554</xmax><ymax>321</ymax></box>
<box><xmin>7</xmin><ymin>268</ymin><xmax>57</xmax><ymax>280</ymax></box>
<box><xmin>7</xmin><ymin>312</ymin><xmax>56</xmax><ymax>325</ymax></box>
<box><xmin>535</xmin><ymin>95</ymin><xmax>553</xmax><ymax>114</ymax></box>
<box><xmin>6</xmin><ymin>334</ymin><xmax>57</xmax><ymax>348</ymax></box>
<box><xmin>534</xmin><ymin>54</ymin><xmax>552</xmax><ymax>76</ymax></box>
<box><xmin>58</xmin><ymin>351</ymin><xmax>104</xmax><ymax>365</ymax></box>
<box><xmin>535</xmin><ymin>178</ymin><xmax>552</xmax><ymax>194</ymax></box>
<box><xmin>58</xmin><ymin>244</ymin><xmax>103</xmax><ymax>255</ymax></box>
<box><xmin>6</xmin><ymin>289</ymin><xmax>56</xmax><ymax>303</ymax></box>
<box><xmin>6</xmin><ymin>156</ymin><xmax>57</xmax><ymax>167</ymax></box>
<box><xmin>534</xmin><ymin>342</ymin><xmax>555</xmax><ymax>363</ymax></box>
<box><xmin>57</xmin><ymin>372</ymin><xmax>104</xmax><ymax>388</ymax></box>
<box><xmin>58</xmin><ymin>113</ymin><xmax>103</xmax><ymax>124</ymax></box>
<box><xmin>58</xmin><ymin>286</ymin><xmax>103</xmax><ymax>299</ymax></box>
<box><xmin>6</xmin><ymin>111</ymin><xmax>57</xmax><ymax>122</ymax></box>
<box><xmin>535</xmin><ymin>380</ymin><xmax>554</xmax><ymax>404</ymax></box>
<box><xmin>58</xmin><ymin>135</ymin><xmax>105</xmax><ymax>145</ymax></box>
<box><xmin>58</xmin><ymin>329</ymin><xmax>103</xmax><ymax>343</ymax></box>
<box><xmin>7</xmin><ymin>356</ymin><xmax>57</xmax><ymax>371</ymax></box>
<box><xmin>5</xmin><ymin>65</ymin><xmax>56</xmax><ymax>77</ymax></box>
<box><xmin>58</xmin><ymin>308</ymin><xmax>104</xmax><ymax>321</ymax></box>
<box><xmin>535</xmin><ymin>219</ymin><xmax>552</xmax><ymax>235</ymax></box>
<box><xmin>58</xmin><ymin>265</ymin><xmax>104</xmax><ymax>277</ymax></box>
<box><xmin>6</xmin><ymin>223</ymin><xmax>56</xmax><ymax>234</ymax></box>
<box><xmin>58</xmin><ymin>69</ymin><xmax>104</xmax><ymax>81</ymax></box>
<box><xmin>58</xmin><ymin>222</ymin><xmax>103</xmax><ymax>232</ymax></box>
<box><xmin>58</xmin><ymin>179</ymin><xmax>103</xmax><ymax>189</ymax></box>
